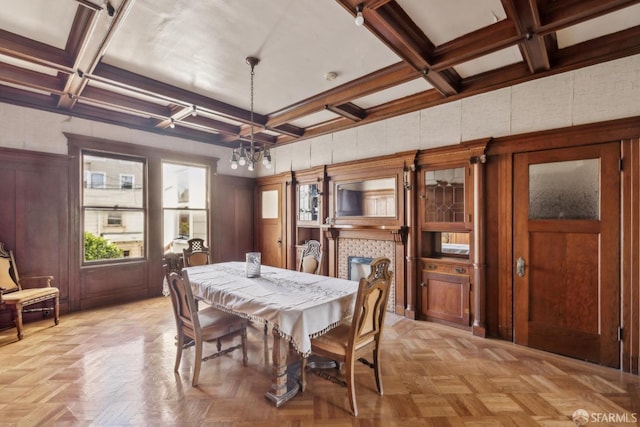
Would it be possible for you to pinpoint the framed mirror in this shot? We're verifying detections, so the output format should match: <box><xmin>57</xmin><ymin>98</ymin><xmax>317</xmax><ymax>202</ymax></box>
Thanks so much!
<box><xmin>335</xmin><ymin>177</ymin><xmax>396</xmax><ymax>218</ymax></box>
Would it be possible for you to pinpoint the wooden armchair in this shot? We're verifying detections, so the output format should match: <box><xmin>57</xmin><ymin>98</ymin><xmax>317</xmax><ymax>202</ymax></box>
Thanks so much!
<box><xmin>182</xmin><ymin>238</ymin><xmax>211</xmax><ymax>267</ymax></box>
<box><xmin>167</xmin><ymin>270</ymin><xmax>248</xmax><ymax>386</ymax></box>
<box><xmin>298</xmin><ymin>240</ymin><xmax>322</xmax><ymax>274</ymax></box>
<box><xmin>0</xmin><ymin>242</ymin><xmax>59</xmax><ymax>340</ymax></box>
<box><xmin>307</xmin><ymin>257</ymin><xmax>392</xmax><ymax>416</ymax></box>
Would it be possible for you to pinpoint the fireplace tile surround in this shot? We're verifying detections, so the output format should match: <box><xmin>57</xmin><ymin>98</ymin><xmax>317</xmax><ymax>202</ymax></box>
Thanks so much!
<box><xmin>337</xmin><ymin>237</ymin><xmax>396</xmax><ymax>312</ymax></box>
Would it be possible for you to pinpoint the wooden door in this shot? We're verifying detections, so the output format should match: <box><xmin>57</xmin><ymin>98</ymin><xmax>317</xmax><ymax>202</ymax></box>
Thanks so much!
<box><xmin>257</xmin><ymin>183</ymin><xmax>284</xmax><ymax>268</ymax></box>
<box><xmin>514</xmin><ymin>143</ymin><xmax>620</xmax><ymax>368</ymax></box>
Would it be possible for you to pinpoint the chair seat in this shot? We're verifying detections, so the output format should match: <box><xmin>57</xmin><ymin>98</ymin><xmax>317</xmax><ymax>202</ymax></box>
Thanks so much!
<box><xmin>311</xmin><ymin>322</ymin><xmax>374</xmax><ymax>356</ymax></box>
<box><xmin>2</xmin><ymin>287</ymin><xmax>59</xmax><ymax>305</ymax></box>
<box><xmin>198</xmin><ymin>307</ymin><xmax>248</xmax><ymax>339</ymax></box>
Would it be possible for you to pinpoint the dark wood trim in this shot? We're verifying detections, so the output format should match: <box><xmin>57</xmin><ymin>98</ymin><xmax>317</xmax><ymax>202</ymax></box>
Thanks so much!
<box><xmin>488</xmin><ymin>116</ymin><xmax>640</xmax><ymax>155</ymax></box>
<box><xmin>621</xmin><ymin>138</ymin><xmax>640</xmax><ymax>374</ymax></box>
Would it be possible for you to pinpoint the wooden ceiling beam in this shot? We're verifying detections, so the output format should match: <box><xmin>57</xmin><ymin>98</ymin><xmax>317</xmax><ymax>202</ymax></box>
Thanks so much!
<box><xmin>79</xmin><ymin>85</ymin><xmax>170</xmax><ymax>119</ymax></box>
<box><xmin>269</xmin><ymin>124</ymin><xmax>305</xmax><ymax>138</ymax></box>
<box><xmin>71</xmin><ymin>102</ymin><xmax>225</xmax><ymax>145</ymax></box>
<box><xmin>431</xmin><ymin>20</ymin><xmax>521</xmax><ymax>71</ymax></box>
<box><xmin>503</xmin><ymin>0</ymin><xmax>551</xmax><ymax>73</ymax></box>
<box><xmin>0</xmin><ymin>29</ymin><xmax>73</xmax><ymax>72</ymax></box>
<box><xmin>57</xmin><ymin>0</ymin><xmax>136</xmax><ymax>110</ymax></box>
<box><xmin>92</xmin><ymin>63</ymin><xmax>264</xmax><ymax>126</ymax></box>
<box><xmin>325</xmin><ymin>102</ymin><xmax>367</xmax><ymax>121</ymax></box>
<box><xmin>552</xmin><ymin>24</ymin><xmax>640</xmax><ymax>68</ymax></box>
<box><xmin>337</xmin><ymin>0</ymin><xmax>460</xmax><ymax>96</ymax></box>
<box><xmin>537</xmin><ymin>0</ymin><xmax>640</xmax><ymax>33</ymax></box>
<box><xmin>0</xmin><ymin>63</ymin><xmax>65</xmax><ymax>94</ymax></box>
<box><xmin>266</xmin><ymin>61</ymin><xmax>420</xmax><ymax>128</ymax></box>
<box><xmin>275</xmin><ymin>22</ymin><xmax>640</xmax><ymax>147</ymax></box>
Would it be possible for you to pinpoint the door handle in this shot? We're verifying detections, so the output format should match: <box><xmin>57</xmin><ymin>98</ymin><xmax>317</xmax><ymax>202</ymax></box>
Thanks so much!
<box><xmin>277</xmin><ymin>238</ymin><xmax>282</xmax><ymax>248</ymax></box>
<box><xmin>516</xmin><ymin>257</ymin><xmax>526</xmax><ymax>277</ymax></box>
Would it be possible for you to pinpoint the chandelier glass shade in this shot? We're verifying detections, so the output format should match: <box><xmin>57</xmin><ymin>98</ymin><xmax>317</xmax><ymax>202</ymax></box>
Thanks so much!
<box><xmin>230</xmin><ymin>56</ymin><xmax>271</xmax><ymax>171</ymax></box>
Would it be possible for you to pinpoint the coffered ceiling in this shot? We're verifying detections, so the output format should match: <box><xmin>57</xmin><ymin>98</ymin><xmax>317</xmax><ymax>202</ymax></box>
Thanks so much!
<box><xmin>1</xmin><ymin>0</ymin><xmax>639</xmax><ymax>149</ymax></box>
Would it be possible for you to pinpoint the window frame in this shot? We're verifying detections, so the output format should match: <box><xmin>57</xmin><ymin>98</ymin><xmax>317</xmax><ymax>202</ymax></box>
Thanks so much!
<box><xmin>162</xmin><ymin>160</ymin><xmax>210</xmax><ymax>254</ymax></box>
<box><xmin>81</xmin><ymin>149</ymin><xmax>147</xmax><ymax>265</ymax></box>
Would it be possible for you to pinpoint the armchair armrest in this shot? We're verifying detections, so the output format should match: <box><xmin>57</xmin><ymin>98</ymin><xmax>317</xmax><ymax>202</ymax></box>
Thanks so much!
<box><xmin>19</xmin><ymin>275</ymin><xmax>54</xmax><ymax>288</ymax></box>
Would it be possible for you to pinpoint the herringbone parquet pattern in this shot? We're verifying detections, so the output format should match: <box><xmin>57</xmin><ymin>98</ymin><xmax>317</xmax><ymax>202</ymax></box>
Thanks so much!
<box><xmin>1</xmin><ymin>297</ymin><xmax>639</xmax><ymax>426</ymax></box>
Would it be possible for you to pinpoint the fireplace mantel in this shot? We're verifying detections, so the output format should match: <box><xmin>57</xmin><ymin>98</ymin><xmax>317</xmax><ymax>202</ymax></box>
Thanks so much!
<box><xmin>322</xmin><ymin>224</ymin><xmax>408</xmax><ymax>244</ymax></box>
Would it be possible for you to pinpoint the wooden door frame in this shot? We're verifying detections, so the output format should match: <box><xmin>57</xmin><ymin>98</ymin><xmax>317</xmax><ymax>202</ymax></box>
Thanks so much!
<box><xmin>512</xmin><ymin>142</ymin><xmax>620</xmax><ymax>367</ymax></box>
<box><xmin>485</xmin><ymin>116</ymin><xmax>640</xmax><ymax>372</ymax></box>
<box><xmin>255</xmin><ymin>172</ymin><xmax>292</xmax><ymax>269</ymax></box>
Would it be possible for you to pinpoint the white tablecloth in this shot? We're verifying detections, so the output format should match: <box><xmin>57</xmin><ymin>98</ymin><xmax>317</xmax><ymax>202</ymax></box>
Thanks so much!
<box><xmin>185</xmin><ymin>262</ymin><xmax>358</xmax><ymax>356</ymax></box>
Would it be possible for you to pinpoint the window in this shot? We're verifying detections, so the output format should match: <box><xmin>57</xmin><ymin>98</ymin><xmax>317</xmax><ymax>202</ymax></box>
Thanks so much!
<box><xmin>107</xmin><ymin>212</ymin><xmax>123</xmax><ymax>226</ymax></box>
<box><xmin>120</xmin><ymin>174</ymin><xmax>134</xmax><ymax>190</ymax></box>
<box><xmin>82</xmin><ymin>152</ymin><xmax>145</xmax><ymax>262</ymax></box>
<box><xmin>163</xmin><ymin>162</ymin><xmax>208</xmax><ymax>254</ymax></box>
<box><xmin>85</xmin><ymin>171</ymin><xmax>106</xmax><ymax>189</ymax></box>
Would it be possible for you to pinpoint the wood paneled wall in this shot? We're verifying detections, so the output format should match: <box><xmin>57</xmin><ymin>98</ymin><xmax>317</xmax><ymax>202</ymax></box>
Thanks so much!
<box><xmin>0</xmin><ymin>147</ymin><xmax>70</xmax><ymax>321</ymax></box>
<box><xmin>212</xmin><ymin>174</ymin><xmax>255</xmax><ymax>262</ymax></box>
<box><xmin>484</xmin><ymin>117</ymin><xmax>640</xmax><ymax>373</ymax></box>
<box><xmin>1</xmin><ymin>117</ymin><xmax>639</xmax><ymax>374</ymax></box>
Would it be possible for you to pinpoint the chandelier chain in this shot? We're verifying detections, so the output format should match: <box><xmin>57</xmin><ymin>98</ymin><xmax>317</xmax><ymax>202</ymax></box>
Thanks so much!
<box><xmin>229</xmin><ymin>56</ymin><xmax>271</xmax><ymax>170</ymax></box>
<box><xmin>250</xmin><ymin>62</ymin><xmax>254</xmax><ymax>147</ymax></box>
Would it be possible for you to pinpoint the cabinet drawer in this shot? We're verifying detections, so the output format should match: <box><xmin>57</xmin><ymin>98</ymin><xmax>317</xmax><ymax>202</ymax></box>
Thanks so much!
<box><xmin>422</xmin><ymin>262</ymin><xmax>468</xmax><ymax>275</ymax></box>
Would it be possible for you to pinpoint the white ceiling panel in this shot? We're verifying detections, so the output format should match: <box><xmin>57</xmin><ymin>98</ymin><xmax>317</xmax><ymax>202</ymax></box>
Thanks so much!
<box><xmin>0</xmin><ymin>0</ymin><xmax>76</xmax><ymax>49</ymax></box>
<box><xmin>397</xmin><ymin>0</ymin><xmax>506</xmax><ymax>46</ymax></box>
<box><xmin>352</xmin><ymin>78</ymin><xmax>431</xmax><ymax>109</ymax></box>
<box><xmin>454</xmin><ymin>45</ymin><xmax>523</xmax><ymax>79</ymax></box>
<box><xmin>288</xmin><ymin>109</ymin><xmax>339</xmax><ymax>128</ymax></box>
<box><xmin>104</xmin><ymin>0</ymin><xmax>401</xmax><ymax>115</ymax></box>
<box><xmin>556</xmin><ymin>3</ymin><xmax>640</xmax><ymax>49</ymax></box>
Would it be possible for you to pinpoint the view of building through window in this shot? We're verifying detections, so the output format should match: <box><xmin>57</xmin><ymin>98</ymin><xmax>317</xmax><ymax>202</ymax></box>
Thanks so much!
<box><xmin>82</xmin><ymin>152</ymin><xmax>145</xmax><ymax>262</ymax></box>
<box><xmin>162</xmin><ymin>162</ymin><xmax>208</xmax><ymax>254</ymax></box>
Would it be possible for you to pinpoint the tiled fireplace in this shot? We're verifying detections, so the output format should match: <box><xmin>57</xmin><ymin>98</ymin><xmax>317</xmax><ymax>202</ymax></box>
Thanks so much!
<box><xmin>337</xmin><ymin>237</ymin><xmax>396</xmax><ymax>312</ymax></box>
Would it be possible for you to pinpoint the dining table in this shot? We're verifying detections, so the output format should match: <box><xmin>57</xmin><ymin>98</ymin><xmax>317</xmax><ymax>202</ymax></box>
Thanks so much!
<box><xmin>184</xmin><ymin>261</ymin><xmax>358</xmax><ymax>406</ymax></box>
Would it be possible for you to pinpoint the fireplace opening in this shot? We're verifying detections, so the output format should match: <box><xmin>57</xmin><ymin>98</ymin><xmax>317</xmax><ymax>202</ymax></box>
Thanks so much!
<box><xmin>348</xmin><ymin>256</ymin><xmax>373</xmax><ymax>281</ymax></box>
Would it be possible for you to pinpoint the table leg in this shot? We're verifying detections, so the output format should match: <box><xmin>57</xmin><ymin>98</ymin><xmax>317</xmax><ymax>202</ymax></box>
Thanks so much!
<box><xmin>265</xmin><ymin>327</ymin><xmax>300</xmax><ymax>406</ymax></box>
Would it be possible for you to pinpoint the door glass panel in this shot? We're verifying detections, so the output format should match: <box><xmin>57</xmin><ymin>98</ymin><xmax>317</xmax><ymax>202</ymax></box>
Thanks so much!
<box><xmin>529</xmin><ymin>159</ymin><xmax>599</xmax><ymax>220</ymax></box>
<box><xmin>262</xmin><ymin>190</ymin><xmax>279</xmax><ymax>219</ymax></box>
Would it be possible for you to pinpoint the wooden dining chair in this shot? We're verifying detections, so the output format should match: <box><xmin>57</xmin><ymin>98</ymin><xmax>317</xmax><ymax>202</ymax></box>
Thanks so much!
<box><xmin>182</xmin><ymin>238</ymin><xmax>210</xmax><ymax>267</ymax></box>
<box><xmin>307</xmin><ymin>257</ymin><xmax>392</xmax><ymax>416</ymax></box>
<box><xmin>0</xmin><ymin>242</ymin><xmax>59</xmax><ymax>340</ymax></box>
<box><xmin>166</xmin><ymin>270</ymin><xmax>248</xmax><ymax>386</ymax></box>
<box><xmin>298</xmin><ymin>240</ymin><xmax>322</xmax><ymax>274</ymax></box>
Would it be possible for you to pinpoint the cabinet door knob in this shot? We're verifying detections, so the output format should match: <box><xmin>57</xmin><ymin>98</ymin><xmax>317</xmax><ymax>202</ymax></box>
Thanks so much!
<box><xmin>427</xmin><ymin>264</ymin><xmax>436</xmax><ymax>270</ymax></box>
<box><xmin>454</xmin><ymin>266</ymin><xmax>465</xmax><ymax>274</ymax></box>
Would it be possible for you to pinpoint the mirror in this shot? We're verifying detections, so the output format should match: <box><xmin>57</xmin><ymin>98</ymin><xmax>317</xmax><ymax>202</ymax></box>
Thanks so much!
<box><xmin>335</xmin><ymin>177</ymin><xmax>396</xmax><ymax>217</ymax></box>
<box><xmin>298</xmin><ymin>183</ymin><xmax>319</xmax><ymax>222</ymax></box>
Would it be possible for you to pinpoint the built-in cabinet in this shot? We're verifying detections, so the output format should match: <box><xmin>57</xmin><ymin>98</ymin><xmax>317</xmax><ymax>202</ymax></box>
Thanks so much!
<box><xmin>294</xmin><ymin>166</ymin><xmax>327</xmax><ymax>274</ymax></box>
<box><xmin>416</xmin><ymin>141</ymin><xmax>488</xmax><ymax>332</ymax></box>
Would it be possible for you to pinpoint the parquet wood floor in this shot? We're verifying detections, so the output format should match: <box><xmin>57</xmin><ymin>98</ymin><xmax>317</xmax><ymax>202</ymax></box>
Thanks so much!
<box><xmin>1</xmin><ymin>297</ymin><xmax>639</xmax><ymax>426</ymax></box>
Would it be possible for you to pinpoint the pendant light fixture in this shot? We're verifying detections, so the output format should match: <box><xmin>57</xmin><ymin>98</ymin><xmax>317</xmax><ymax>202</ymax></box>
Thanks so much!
<box><xmin>230</xmin><ymin>56</ymin><xmax>271</xmax><ymax>171</ymax></box>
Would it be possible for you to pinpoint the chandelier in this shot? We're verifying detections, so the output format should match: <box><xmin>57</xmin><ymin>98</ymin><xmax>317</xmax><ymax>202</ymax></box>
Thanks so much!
<box><xmin>230</xmin><ymin>56</ymin><xmax>271</xmax><ymax>171</ymax></box>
